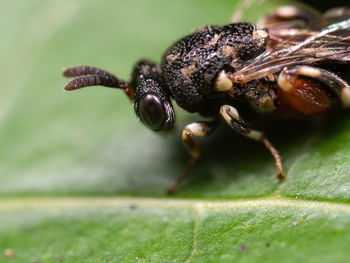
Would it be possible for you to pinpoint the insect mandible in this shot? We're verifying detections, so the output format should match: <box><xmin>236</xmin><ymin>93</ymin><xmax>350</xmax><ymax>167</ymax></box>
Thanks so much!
<box><xmin>63</xmin><ymin>6</ymin><xmax>350</xmax><ymax>194</ymax></box>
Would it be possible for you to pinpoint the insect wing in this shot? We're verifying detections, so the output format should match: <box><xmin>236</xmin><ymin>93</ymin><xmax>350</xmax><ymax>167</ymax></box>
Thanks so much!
<box><xmin>231</xmin><ymin>11</ymin><xmax>350</xmax><ymax>84</ymax></box>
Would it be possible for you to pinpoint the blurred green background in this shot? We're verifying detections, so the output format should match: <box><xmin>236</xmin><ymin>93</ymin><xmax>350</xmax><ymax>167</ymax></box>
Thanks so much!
<box><xmin>1</xmin><ymin>0</ymin><xmax>350</xmax><ymax>262</ymax></box>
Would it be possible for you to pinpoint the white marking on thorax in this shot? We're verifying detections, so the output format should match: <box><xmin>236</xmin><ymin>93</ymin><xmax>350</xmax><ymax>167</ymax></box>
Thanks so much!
<box><xmin>253</xmin><ymin>29</ymin><xmax>268</xmax><ymax>40</ymax></box>
<box><xmin>215</xmin><ymin>71</ymin><xmax>233</xmax><ymax>92</ymax></box>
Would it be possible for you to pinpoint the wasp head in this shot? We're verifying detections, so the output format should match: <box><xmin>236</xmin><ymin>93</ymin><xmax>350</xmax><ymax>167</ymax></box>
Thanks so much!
<box><xmin>63</xmin><ymin>61</ymin><xmax>175</xmax><ymax>132</ymax></box>
<box><xmin>131</xmin><ymin>60</ymin><xmax>175</xmax><ymax>131</ymax></box>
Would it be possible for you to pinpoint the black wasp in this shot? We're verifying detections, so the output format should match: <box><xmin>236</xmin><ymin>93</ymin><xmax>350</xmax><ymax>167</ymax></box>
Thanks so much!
<box><xmin>63</xmin><ymin>6</ymin><xmax>350</xmax><ymax>194</ymax></box>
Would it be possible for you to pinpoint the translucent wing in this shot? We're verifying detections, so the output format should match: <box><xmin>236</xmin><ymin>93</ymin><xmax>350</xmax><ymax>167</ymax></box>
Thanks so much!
<box><xmin>231</xmin><ymin>9</ymin><xmax>350</xmax><ymax>84</ymax></box>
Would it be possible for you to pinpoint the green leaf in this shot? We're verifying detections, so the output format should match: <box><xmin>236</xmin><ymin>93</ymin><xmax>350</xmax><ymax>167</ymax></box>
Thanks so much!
<box><xmin>1</xmin><ymin>0</ymin><xmax>350</xmax><ymax>262</ymax></box>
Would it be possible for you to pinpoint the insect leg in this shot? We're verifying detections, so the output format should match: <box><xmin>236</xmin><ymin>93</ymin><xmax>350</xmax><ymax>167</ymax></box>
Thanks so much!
<box><xmin>258</xmin><ymin>6</ymin><xmax>319</xmax><ymax>49</ymax></box>
<box><xmin>166</xmin><ymin>121</ymin><xmax>216</xmax><ymax>194</ymax></box>
<box><xmin>324</xmin><ymin>7</ymin><xmax>350</xmax><ymax>20</ymax></box>
<box><xmin>278</xmin><ymin>66</ymin><xmax>350</xmax><ymax>112</ymax></box>
<box><xmin>259</xmin><ymin>6</ymin><xmax>319</xmax><ymax>28</ymax></box>
<box><xmin>220</xmin><ymin>105</ymin><xmax>285</xmax><ymax>179</ymax></box>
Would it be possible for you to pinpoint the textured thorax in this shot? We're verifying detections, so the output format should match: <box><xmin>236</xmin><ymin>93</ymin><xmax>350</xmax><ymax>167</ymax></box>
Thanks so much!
<box><xmin>63</xmin><ymin>6</ymin><xmax>350</xmax><ymax>195</ymax></box>
<box><xmin>161</xmin><ymin>23</ymin><xmax>268</xmax><ymax>113</ymax></box>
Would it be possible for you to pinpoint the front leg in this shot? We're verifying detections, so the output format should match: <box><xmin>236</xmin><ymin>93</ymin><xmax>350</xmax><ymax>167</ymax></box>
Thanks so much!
<box><xmin>167</xmin><ymin>121</ymin><xmax>216</xmax><ymax>194</ymax></box>
<box><xmin>220</xmin><ymin>105</ymin><xmax>285</xmax><ymax>179</ymax></box>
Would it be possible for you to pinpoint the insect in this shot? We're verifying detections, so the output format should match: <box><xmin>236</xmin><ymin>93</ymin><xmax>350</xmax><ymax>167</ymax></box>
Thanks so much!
<box><xmin>63</xmin><ymin>6</ymin><xmax>350</xmax><ymax>194</ymax></box>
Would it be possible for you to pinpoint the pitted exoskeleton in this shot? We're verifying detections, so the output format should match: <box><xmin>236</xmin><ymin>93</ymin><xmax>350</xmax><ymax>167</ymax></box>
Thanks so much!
<box><xmin>63</xmin><ymin>6</ymin><xmax>350</xmax><ymax>194</ymax></box>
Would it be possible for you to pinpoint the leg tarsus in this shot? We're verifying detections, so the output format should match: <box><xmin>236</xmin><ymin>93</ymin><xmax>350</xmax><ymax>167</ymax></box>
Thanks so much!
<box><xmin>166</xmin><ymin>158</ymin><xmax>197</xmax><ymax>195</ymax></box>
<box><xmin>261</xmin><ymin>135</ymin><xmax>285</xmax><ymax>180</ymax></box>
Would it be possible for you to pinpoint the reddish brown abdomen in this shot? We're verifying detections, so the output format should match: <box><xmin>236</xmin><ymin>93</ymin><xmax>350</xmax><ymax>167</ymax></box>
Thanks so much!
<box><xmin>277</xmin><ymin>77</ymin><xmax>333</xmax><ymax>116</ymax></box>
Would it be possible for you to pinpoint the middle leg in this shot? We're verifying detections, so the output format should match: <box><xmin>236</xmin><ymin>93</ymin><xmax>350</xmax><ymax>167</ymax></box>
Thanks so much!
<box><xmin>220</xmin><ymin>105</ymin><xmax>285</xmax><ymax>179</ymax></box>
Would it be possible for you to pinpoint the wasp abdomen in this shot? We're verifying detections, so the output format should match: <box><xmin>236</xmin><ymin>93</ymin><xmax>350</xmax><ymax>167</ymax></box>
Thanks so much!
<box><xmin>277</xmin><ymin>66</ymin><xmax>337</xmax><ymax>116</ymax></box>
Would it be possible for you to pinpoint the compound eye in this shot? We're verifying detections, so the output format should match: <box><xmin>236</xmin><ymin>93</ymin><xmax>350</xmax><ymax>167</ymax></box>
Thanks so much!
<box><xmin>139</xmin><ymin>93</ymin><xmax>166</xmax><ymax>130</ymax></box>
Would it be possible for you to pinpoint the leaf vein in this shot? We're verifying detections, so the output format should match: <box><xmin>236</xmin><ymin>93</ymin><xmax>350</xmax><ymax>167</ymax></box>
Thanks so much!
<box><xmin>185</xmin><ymin>206</ymin><xmax>201</xmax><ymax>263</ymax></box>
<box><xmin>1</xmin><ymin>197</ymin><xmax>350</xmax><ymax>213</ymax></box>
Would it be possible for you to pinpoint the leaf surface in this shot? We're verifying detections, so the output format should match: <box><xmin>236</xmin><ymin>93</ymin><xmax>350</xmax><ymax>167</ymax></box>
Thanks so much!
<box><xmin>1</xmin><ymin>0</ymin><xmax>350</xmax><ymax>262</ymax></box>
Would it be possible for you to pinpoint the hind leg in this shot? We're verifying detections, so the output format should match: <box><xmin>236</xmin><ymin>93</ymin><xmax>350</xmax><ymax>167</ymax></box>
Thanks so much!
<box><xmin>258</xmin><ymin>6</ymin><xmax>319</xmax><ymax>49</ymax></box>
<box><xmin>277</xmin><ymin>65</ymin><xmax>350</xmax><ymax>115</ymax></box>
